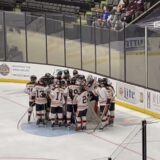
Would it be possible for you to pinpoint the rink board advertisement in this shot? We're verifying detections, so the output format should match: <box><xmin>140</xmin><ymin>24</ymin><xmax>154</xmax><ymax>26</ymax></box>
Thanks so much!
<box><xmin>116</xmin><ymin>82</ymin><xmax>145</xmax><ymax>109</ymax></box>
<box><xmin>146</xmin><ymin>90</ymin><xmax>160</xmax><ymax>113</ymax></box>
<box><xmin>1</xmin><ymin>61</ymin><xmax>160</xmax><ymax>117</ymax></box>
<box><xmin>0</xmin><ymin>62</ymin><xmax>116</xmax><ymax>88</ymax></box>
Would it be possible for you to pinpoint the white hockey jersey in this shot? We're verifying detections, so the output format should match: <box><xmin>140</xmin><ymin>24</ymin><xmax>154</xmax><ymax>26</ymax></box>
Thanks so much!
<box><xmin>32</xmin><ymin>84</ymin><xmax>49</xmax><ymax>104</ymax></box>
<box><xmin>76</xmin><ymin>91</ymin><xmax>88</xmax><ymax>111</ymax></box>
<box><xmin>24</xmin><ymin>82</ymin><xmax>35</xmax><ymax>102</ymax></box>
<box><xmin>95</xmin><ymin>87</ymin><xmax>108</xmax><ymax>106</ymax></box>
<box><xmin>64</xmin><ymin>85</ymin><xmax>80</xmax><ymax>105</ymax></box>
<box><xmin>49</xmin><ymin>88</ymin><xmax>64</xmax><ymax>107</ymax></box>
<box><xmin>107</xmin><ymin>85</ymin><xmax>115</xmax><ymax>101</ymax></box>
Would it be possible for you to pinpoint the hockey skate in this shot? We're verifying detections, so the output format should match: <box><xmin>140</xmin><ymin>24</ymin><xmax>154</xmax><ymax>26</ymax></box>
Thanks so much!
<box><xmin>75</xmin><ymin>126</ymin><xmax>81</xmax><ymax>131</ymax></box>
<box><xmin>28</xmin><ymin>115</ymin><xmax>31</xmax><ymax>123</ymax></box>
<box><xmin>82</xmin><ymin>126</ymin><xmax>87</xmax><ymax>130</ymax></box>
<box><xmin>51</xmin><ymin>123</ymin><xmax>55</xmax><ymax>128</ymax></box>
<box><xmin>36</xmin><ymin>119</ymin><xmax>41</xmax><ymax>125</ymax></box>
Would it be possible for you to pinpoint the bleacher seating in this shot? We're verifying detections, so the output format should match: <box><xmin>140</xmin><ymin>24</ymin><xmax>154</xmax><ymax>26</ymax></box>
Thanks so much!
<box><xmin>20</xmin><ymin>0</ymin><xmax>80</xmax><ymax>15</ymax></box>
<box><xmin>0</xmin><ymin>0</ymin><xmax>16</xmax><ymax>11</ymax></box>
<box><xmin>34</xmin><ymin>0</ymin><xmax>95</xmax><ymax>13</ymax></box>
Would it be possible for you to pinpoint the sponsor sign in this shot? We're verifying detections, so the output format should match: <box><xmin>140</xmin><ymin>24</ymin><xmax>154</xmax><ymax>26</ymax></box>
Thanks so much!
<box><xmin>147</xmin><ymin>90</ymin><xmax>160</xmax><ymax>113</ymax></box>
<box><xmin>125</xmin><ymin>37</ymin><xmax>145</xmax><ymax>50</ymax></box>
<box><xmin>0</xmin><ymin>62</ymin><xmax>115</xmax><ymax>87</ymax></box>
<box><xmin>116</xmin><ymin>82</ymin><xmax>145</xmax><ymax>108</ymax></box>
<box><xmin>0</xmin><ymin>63</ymin><xmax>10</xmax><ymax>76</ymax></box>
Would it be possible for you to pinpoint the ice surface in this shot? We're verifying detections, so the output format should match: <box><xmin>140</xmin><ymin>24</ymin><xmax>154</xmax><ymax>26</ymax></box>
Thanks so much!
<box><xmin>0</xmin><ymin>83</ymin><xmax>160</xmax><ymax>160</ymax></box>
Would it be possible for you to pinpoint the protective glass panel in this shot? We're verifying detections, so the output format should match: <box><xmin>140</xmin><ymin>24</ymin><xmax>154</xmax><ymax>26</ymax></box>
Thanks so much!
<box><xmin>110</xmin><ymin>29</ymin><xmax>124</xmax><ymax>80</ymax></box>
<box><xmin>81</xmin><ymin>24</ymin><xmax>95</xmax><ymax>72</ymax></box>
<box><xmin>148</xmin><ymin>28</ymin><xmax>160</xmax><ymax>90</ymax></box>
<box><xmin>96</xmin><ymin>26</ymin><xmax>109</xmax><ymax>76</ymax></box>
<box><xmin>5</xmin><ymin>12</ymin><xmax>26</xmax><ymax>62</ymax></box>
<box><xmin>26</xmin><ymin>13</ymin><xmax>46</xmax><ymax>64</ymax></box>
<box><xmin>125</xmin><ymin>24</ymin><xmax>145</xmax><ymax>86</ymax></box>
<box><xmin>65</xmin><ymin>15</ymin><xmax>81</xmax><ymax>69</ymax></box>
<box><xmin>46</xmin><ymin>14</ymin><xmax>64</xmax><ymax>66</ymax></box>
<box><xmin>0</xmin><ymin>11</ymin><xmax>5</xmax><ymax>61</ymax></box>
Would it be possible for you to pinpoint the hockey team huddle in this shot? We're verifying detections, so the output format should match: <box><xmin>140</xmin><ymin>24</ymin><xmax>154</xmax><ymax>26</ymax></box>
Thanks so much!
<box><xmin>25</xmin><ymin>69</ymin><xmax>115</xmax><ymax>131</ymax></box>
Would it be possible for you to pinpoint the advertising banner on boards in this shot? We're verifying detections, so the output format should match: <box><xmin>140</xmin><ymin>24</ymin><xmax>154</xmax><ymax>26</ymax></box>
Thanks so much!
<box><xmin>116</xmin><ymin>82</ymin><xmax>145</xmax><ymax>108</ymax></box>
<box><xmin>0</xmin><ymin>61</ymin><xmax>116</xmax><ymax>85</ymax></box>
<box><xmin>146</xmin><ymin>90</ymin><xmax>160</xmax><ymax>113</ymax></box>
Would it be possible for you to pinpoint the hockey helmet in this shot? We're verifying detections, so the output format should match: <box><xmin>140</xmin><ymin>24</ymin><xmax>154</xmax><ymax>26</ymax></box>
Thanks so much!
<box><xmin>73</xmin><ymin>69</ymin><xmax>78</xmax><ymax>76</ymax></box>
<box><xmin>101</xmin><ymin>78</ymin><xmax>108</xmax><ymax>87</ymax></box>
<box><xmin>30</xmin><ymin>75</ymin><xmax>37</xmax><ymax>82</ymax></box>
<box><xmin>64</xmin><ymin>69</ymin><xmax>69</xmax><ymax>75</ymax></box>
<box><xmin>71</xmin><ymin>77</ymin><xmax>77</xmax><ymax>85</ymax></box>
<box><xmin>57</xmin><ymin>71</ymin><xmax>62</xmax><ymax>76</ymax></box>
<box><xmin>44</xmin><ymin>73</ymin><xmax>51</xmax><ymax>78</ymax></box>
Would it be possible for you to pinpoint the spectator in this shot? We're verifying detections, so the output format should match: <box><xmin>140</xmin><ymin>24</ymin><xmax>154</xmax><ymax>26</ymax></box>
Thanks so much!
<box><xmin>107</xmin><ymin>9</ymin><xmax>117</xmax><ymax>28</ymax></box>
<box><xmin>121</xmin><ymin>0</ymin><xmax>144</xmax><ymax>23</ymax></box>
<box><xmin>94</xmin><ymin>5</ymin><xmax>111</xmax><ymax>27</ymax></box>
<box><xmin>116</xmin><ymin>0</ymin><xmax>129</xmax><ymax>13</ymax></box>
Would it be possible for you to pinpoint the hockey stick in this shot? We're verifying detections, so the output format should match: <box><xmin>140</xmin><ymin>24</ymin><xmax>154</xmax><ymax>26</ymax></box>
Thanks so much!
<box><xmin>93</xmin><ymin>103</ymin><xmax>110</xmax><ymax>131</ymax></box>
<box><xmin>17</xmin><ymin>109</ymin><xmax>28</xmax><ymax>129</ymax></box>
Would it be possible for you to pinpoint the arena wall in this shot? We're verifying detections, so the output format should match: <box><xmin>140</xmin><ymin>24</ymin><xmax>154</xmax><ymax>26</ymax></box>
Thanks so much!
<box><xmin>0</xmin><ymin>61</ymin><xmax>160</xmax><ymax>119</ymax></box>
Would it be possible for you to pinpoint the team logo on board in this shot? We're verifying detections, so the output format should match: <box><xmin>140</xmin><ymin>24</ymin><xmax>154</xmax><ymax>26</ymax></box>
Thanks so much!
<box><xmin>0</xmin><ymin>64</ymin><xmax>10</xmax><ymax>76</ymax></box>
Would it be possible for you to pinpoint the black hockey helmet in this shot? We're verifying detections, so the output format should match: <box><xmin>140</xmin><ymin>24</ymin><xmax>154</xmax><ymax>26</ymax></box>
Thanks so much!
<box><xmin>37</xmin><ymin>77</ymin><xmax>46</xmax><ymax>85</ymax></box>
<box><xmin>102</xmin><ymin>78</ymin><xmax>108</xmax><ymax>84</ymax></box>
<box><xmin>73</xmin><ymin>69</ymin><xmax>78</xmax><ymax>76</ymax></box>
<box><xmin>98</xmin><ymin>78</ymin><xmax>102</xmax><ymax>83</ymax></box>
<box><xmin>57</xmin><ymin>71</ymin><xmax>62</xmax><ymax>76</ymax></box>
<box><xmin>30</xmin><ymin>75</ymin><xmax>37</xmax><ymax>82</ymax></box>
<box><xmin>78</xmin><ymin>74</ymin><xmax>85</xmax><ymax>80</ymax></box>
<box><xmin>64</xmin><ymin>69</ymin><xmax>69</xmax><ymax>75</ymax></box>
<box><xmin>101</xmin><ymin>78</ymin><xmax>108</xmax><ymax>87</ymax></box>
<box><xmin>57</xmin><ymin>71</ymin><xmax>62</xmax><ymax>80</ymax></box>
<box><xmin>71</xmin><ymin>77</ymin><xmax>77</xmax><ymax>85</ymax></box>
<box><xmin>44</xmin><ymin>73</ymin><xmax>51</xmax><ymax>78</ymax></box>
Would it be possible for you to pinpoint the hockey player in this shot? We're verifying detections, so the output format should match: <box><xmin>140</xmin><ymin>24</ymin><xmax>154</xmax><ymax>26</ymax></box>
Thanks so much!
<box><xmin>63</xmin><ymin>70</ymin><xmax>70</xmax><ymax>81</ymax></box>
<box><xmin>25</xmin><ymin>75</ymin><xmax>37</xmax><ymax>123</ymax></box>
<box><xmin>72</xmin><ymin>69</ymin><xmax>79</xmax><ymax>79</ymax></box>
<box><xmin>106</xmin><ymin>82</ymin><xmax>115</xmax><ymax>125</ymax></box>
<box><xmin>94</xmin><ymin>78</ymin><xmax>109</xmax><ymax>129</ymax></box>
<box><xmin>42</xmin><ymin>73</ymin><xmax>54</xmax><ymax>121</ymax></box>
<box><xmin>31</xmin><ymin>78</ymin><xmax>49</xmax><ymax>125</ymax></box>
<box><xmin>86</xmin><ymin>75</ymin><xmax>98</xmax><ymax>114</ymax></box>
<box><xmin>75</xmin><ymin>85</ymin><xmax>89</xmax><ymax>131</ymax></box>
<box><xmin>49</xmin><ymin>81</ymin><xmax>65</xmax><ymax>127</ymax></box>
<box><xmin>63</xmin><ymin>77</ymin><xmax>80</xmax><ymax>127</ymax></box>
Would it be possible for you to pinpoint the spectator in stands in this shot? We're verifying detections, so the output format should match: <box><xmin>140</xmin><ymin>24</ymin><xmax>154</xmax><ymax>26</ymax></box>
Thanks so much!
<box><xmin>121</xmin><ymin>0</ymin><xmax>144</xmax><ymax>23</ymax></box>
<box><xmin>116</xmin><ymin>0</ymin><xmax>129</xmax><ymax>13</ymax></box>
<box><xmin>94</xmin><ymin>5</ymin><xmax>111</xmax><ymax>27</ymax></box>
<box><xmin>107</xmin><ymin>9</ymin><xmax>117</xmax><ymax>28</ymax></box>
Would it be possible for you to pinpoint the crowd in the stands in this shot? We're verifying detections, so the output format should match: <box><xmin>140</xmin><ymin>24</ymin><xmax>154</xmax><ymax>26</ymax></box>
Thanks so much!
<box><xmin>92</xmin><ymin>0</ymin><xmax>151</xmax><ymax>29</ymax></box>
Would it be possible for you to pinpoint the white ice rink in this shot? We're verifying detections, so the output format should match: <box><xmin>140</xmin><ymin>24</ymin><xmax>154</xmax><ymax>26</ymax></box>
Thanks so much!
<box><xmin>0</xmin><ymin>83</ymin><xmax>160</xmax><ymax>160</ymax></box>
